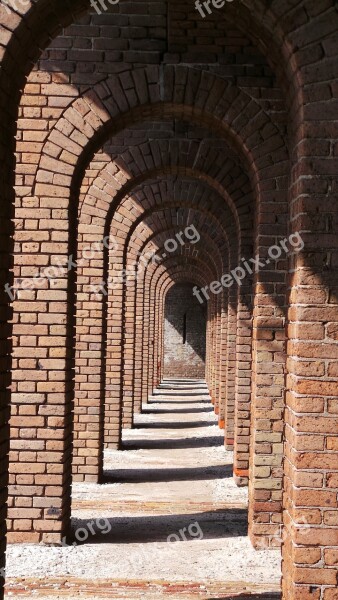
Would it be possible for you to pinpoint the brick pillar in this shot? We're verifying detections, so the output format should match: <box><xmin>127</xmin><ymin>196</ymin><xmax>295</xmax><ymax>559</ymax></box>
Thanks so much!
<box><xmin>153</xmin><ymin>284</ymin><xmax>162</xmax><ymax>388</ymax></box>
<box><xmin>208</xmin><ymin>297</ymin><xmax>216</xmax><ymax>401</ymax></box>
<box><xmin>206</xmin><ymin>301</ymin><xmax>211</xmax><ymax>389</ymax></box>
<box><xmin>234</xmin><ymin>250</ymin><xmax>254</xmax><ymax>487</ymax></box>
<box><xmin>213</xmin><ymin>296</ymin><xmax>222</xmax><ymax>415</ymax></box>
<box><xmin>141</xmin><ymin>275</ymin><xmax>150</xmax><ymax>403</ymax></box>
<box><xmin>150</xmin><ymin>269</ymin><xmax>157</xmax><ymax>391</ymax></box>
<box><xmin>147</xmin><ymin>274</ymin><xmax>155</xmax><ymax>397</ymax></box>
<box><xmin>148</xmin><ymin>306</ymin><xmax>155</xmax><ymax>395</ymax></box>
<box><xmin>133</xmin><ymin>273</ymin><xmax>144</xmax><ymax>413</ymax></box>
<box><xmin>282</xmin><ymin>151</ymin><xmax>338</xmax><ymax>597</ymax></box>
<box><xmin>248</xmin><ymin>212</ymin><xmax>288</xmax><ymax>548</ymax></box>
<box><xmin>9</xmin><ymin>196</ymin><xmax>74</xmax><ymax>544</ymax></box>
<box><xmin>0</xmin><ymin>192</ymin><xmax>11</xmax><ymax>598</ymax></box>
<box><xmin>225</xmin><ymin>289</ymin><xmax>237</xmax><ymax>450</ymax></box>
<box><xmin>159</xmin><ymin>293</ymin><xmax>165</xmax><ymax>384</ymax></box>
<box><xmin>105</xmin><ymin>241</ymin><xmax>123</xmax><ymax>449</ymax></box>
<box><xmin>212</xmin><ymin>296</ymin><xmax>218</xmax><ymax>399</ymax></box>
<box><xmin>73</xmin><ymin>239</ymin><xmax>106</xmax><ymax>483</ymax></box>
<box><xmin>121</xmin><ymin>260</ymin><xmax>137</xmax><ymax>429</ymax></box>
<box><xmin>218</xmin><ymin>291</ymin><xmax>228</xmax><ymax>430</ymax></box>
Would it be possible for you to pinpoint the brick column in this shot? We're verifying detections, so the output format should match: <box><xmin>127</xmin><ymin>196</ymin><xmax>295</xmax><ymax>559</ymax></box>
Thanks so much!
<box><xmin>0</xmin><ymin>224</ymin><xmax>9</xmax><ymax>592</ymax></box>
<box><xmin>147</xmin><ymin>274</ymin><xmax>155</xmax><ymax>397</ymax></box>
<box><xmin>234</xmin><ymin>249</ymin><xmax>254</xmax><ymax>487</ymax></box>
<box><xmin>208</xmin><ymin>297</ymin><xmax>215</xmax><ymax>401</ymax></box>
<box><xmin>0</xmin><ymin>153</ymin><xmax>11</xmax><ymax>597</ymax></box>
<box><xmin>121</xmin><ymin>259</ymin><xmax>137</xmax><ymax>430</ymax></box>
<box><xmin>133</xmin><ymin>272</ymin><xmax>144</xmax><ymax>413</ymax></box>
<box><xmin>105</xmin><ymin>241</ymin><xmax>123</xmax><ymax>449</ymax></box>
<box><xmin>153</xmin><ymin>286</ymin><xmax>162</xmax><ymax>388</ymax></box>
<box><xmin>225</xmin><ymin>291</ymin><xmax>237</xmax><ymax>450</ymax></box>
<box><xmin>248</xmin><ymin>221</ymin><xmax>288</xmax><ymax>548</ymax></box>
<box><xmin>9</xmin><ymin>196</ymin><xmax>74</xmax><ymax>544</ymax></box>
<box><xmin>141</xmin><ymin>275</ymin><xmax>151</xmax><ymax>404</ymax></box>
<box><xmin>282</xmin><ymin>141</ymin><xmax>338</xmax><ymax>597</ymax></box>
<box><xmin>213</xmin><ymin>296</ymin><xmax>222</xmax><ymax>415</ymax></box>
<box><xmin>73</xmin><ymin>239</ymin><xmax>106</xmax><ymax>483</ymax></box>
<box><xmin>205</xmin><ymin>302</ymin><xmax>211</xmax><ymax>389</ymax></box>
<box><xmin>218</xmin><ymin>291</ymin><xmax>228</xmax><ymax>430</ymax></box>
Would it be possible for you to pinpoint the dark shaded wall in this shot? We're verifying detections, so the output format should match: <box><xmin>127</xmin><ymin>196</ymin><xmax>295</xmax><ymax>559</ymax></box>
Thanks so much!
<box><xmin>164</xmin><ymin>283</ymin><xmax>206</xmax><ymax>378</ymax></box>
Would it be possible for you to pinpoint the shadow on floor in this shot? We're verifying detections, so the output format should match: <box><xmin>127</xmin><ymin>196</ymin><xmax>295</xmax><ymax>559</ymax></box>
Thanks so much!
<box><xmin>122</xmin><ymin>436</ymin><xmax>223</xmax><ymax>450</ymax></box>
<box><xmin>69</xmin><ymin>508</ymin><xmax>248</xmax><ymax>545</ymax></box>
<box><xmin>160</xmin><ymin>380</ymin><xmax>205</xmax><ymax>385</ymax></box>
<box><xmin>152</xmin><ymin>392</ymin><xmax>210</xmax><ymax>397</ymax></box>
<box><xmin>102</xmin><ymin>464</ymin><xmax>233</xmax><ymax>483</ymax></box>
<box><xmin>134</xmin><ymin>421</ymin><xmax>215</xmax><ymax>429</ymax></box>
<box><xmin>147</xmin><ymin>399</ymin><xmax>210</xmax><ymax>405</ymax></box>
<box><xmin>142</xmin><ymin>407</ymin><xmax>214</xmax><ymax>414</ymax></box>
<box><xmin>208</xmin><ymin>595</ymin><xmax>281</xmax><ymax>600</ymax></box>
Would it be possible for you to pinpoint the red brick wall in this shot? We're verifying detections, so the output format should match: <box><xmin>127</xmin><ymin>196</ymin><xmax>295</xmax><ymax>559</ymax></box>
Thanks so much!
<box><xmin>8</xmin><ymin>10</ymin><xmax>287</xmax><ymax>540</ymax></box>
<box><xmin>0</xmin><ymin>3</ymin><xmax>337</xmax><ymax>600</ymax></box>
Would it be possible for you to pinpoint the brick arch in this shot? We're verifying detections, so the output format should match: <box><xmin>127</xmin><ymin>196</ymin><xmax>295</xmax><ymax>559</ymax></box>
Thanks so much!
<box><xmin>0</xmin><ymin>1</ymin><xmax>316</xmax><ymax>119</ymax></box>
<box><xmin>96</xmin><ymin>209</ymin><xmax>224</xmax><ymax>445</ymax></box>
<box><xmin>79</xmin><ymin>167</ymin><xmax>244</xmax><ymax>259</ymax></box>
<box><xmin>78</xmin><ymin>162</ymin><xmax>243</xmax><ymax>242</ymax></box>
<box><xmin>149</xmin><ymin>267</ymin><xmax>211</xmax><ymax>387</ymax></box>
<box><xmin>145</xmin><ymin>259</ymin><xmax>214</xmax><ymax>385</ymax></box>
<box><xmin>144</xmin><ymin>258</ymin><xmax>219</xmax><ymax>410</ymax></box>
<box><xmin>151</xmin><ymin>260</ymin><xmax>224</xmax><ymax>391</ymax></box>
<box><xmin>75</xmin><ymin>168</ymin><xmax>244</xmax><ymax>456</ymax></box>
<box><xmin>118</xmin><ymin>184</ymin><xmax>254</xmax><ymax>477</ymax></box>
<box><xmin>122</xmin><ymin>253</ymin><xmax>217</xmax><ymax>439</ymax></box>
<box><xmin>2</xmin><ymin>1</ymin><xmax>324</xmax><ymax>172</ymax></box>
<box><xmin>76</xmin><ymin>154</ymin><xmax>253</xmax><ymax>465</ymax></box>
<box><xmin>79</xmin><ymin>129</ymin><xmax>250</xmax><ymax>202</ymax></box>
<box><xmin>74</xmin><ymin>171</ymin><xmax>239</xmax><ymax>465</ymax></box>
<box><xmin>30</xmin><ymin>65</ymin><xmax>283</xmax><ymax>476</ymax></box>
<box><xmin>125</xmin><ymin>229</ymin><xmax>220</xmax><ymax>399</ymax></box>
<box><xmin>150</xmin><ymin>260</ymin><xmax>222</xmax><ymax>390</ymax></box>
<box><xmin>126</xmin><ymin>218</ymin><xmax>226</xmax><ymax>412</ymax></box>
<box><xmin>1</xmin><ymin>4</ymin><xmax>337</xmax><ymax>600</ymax></box>
<box><xmin>153</xmin><ymin>266</ymin><xmax>211</xmax><ymax>389</ymax></box>
<box><xmin>106</xmin><ymin>221</ymin><xmax>224</xmax><ymax>446</ymax></box>
<box><xmin>101</xmin><ymin>181</ymin><xmax>240</xmax><ymax>434</ymax></box>
<box><xmin>33</xmin><ymin>69</ymin><xmax>287</xmax><ymax>506</ymax></box>
<box><xmin>33</xmin><ymin>66</ymin><xmax>288</xmax><ymax>207</ymax></box>
<box><xmin>78</xmin><ymin>165</ymin><xmax>243</xmax><ymax>273</ymax></box>
<box><xmin>9</xmin><ymin>64</ymin><xmax>289</xmax><ymax>555</ymax></box>
<box><xmin>125</xmin><ymin>208</ymin><xmax>229</xmax><ymax>419</ymax></box>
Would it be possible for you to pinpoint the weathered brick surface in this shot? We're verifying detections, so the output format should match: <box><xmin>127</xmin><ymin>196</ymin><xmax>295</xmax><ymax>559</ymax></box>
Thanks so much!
<box><xmin>0</xmin><ymin>2</ymin><xmax>336</xmax><ymax>599</ymax></box>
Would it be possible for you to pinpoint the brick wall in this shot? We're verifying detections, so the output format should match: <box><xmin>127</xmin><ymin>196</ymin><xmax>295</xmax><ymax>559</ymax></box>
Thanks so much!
<box><xmin>0</xmin><ymin>2</ymin><xmax>337</xmax><ymax>600</ymax></box>
<box><xmin>8</xmin><ymin>3</ymin><xmax>288</xmax><ymax>543</ymax></box>
<box><xmin>164</xmin><ymin>283</ymin><xmax>206</xmax><ymax>378</ymax></box>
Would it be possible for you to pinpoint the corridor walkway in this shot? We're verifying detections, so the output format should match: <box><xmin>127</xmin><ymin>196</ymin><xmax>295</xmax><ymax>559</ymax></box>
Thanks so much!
<box><xmin>5</xmin><ymin>380</ymin><xmax>281</xmax><ymax>599</ymax></box>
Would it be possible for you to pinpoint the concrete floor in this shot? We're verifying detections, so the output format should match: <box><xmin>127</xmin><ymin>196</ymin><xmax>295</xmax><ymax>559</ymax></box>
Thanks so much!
<box><xmin>5</xmin><ymin>379</ymin><xmax>281</xmax><ymax>599</ymax></box>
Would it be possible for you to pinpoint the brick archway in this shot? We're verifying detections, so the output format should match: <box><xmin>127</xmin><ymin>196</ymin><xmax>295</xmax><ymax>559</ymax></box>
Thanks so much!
<box><xmin>11</xmin><ymin>70</ymin><xmax>288</xmax><ymax>548</ymax></box>
<box><xmin>0</xmin><ymin>3</ymin><xmax>337</xmax><ymax>599</ymax></box>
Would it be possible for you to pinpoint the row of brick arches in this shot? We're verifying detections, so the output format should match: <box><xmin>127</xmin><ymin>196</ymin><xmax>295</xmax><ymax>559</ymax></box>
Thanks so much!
<box><xmin>0</xmin><ymin>1</ymin><xmax>337</xmax><ymax>599</ymax></box>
